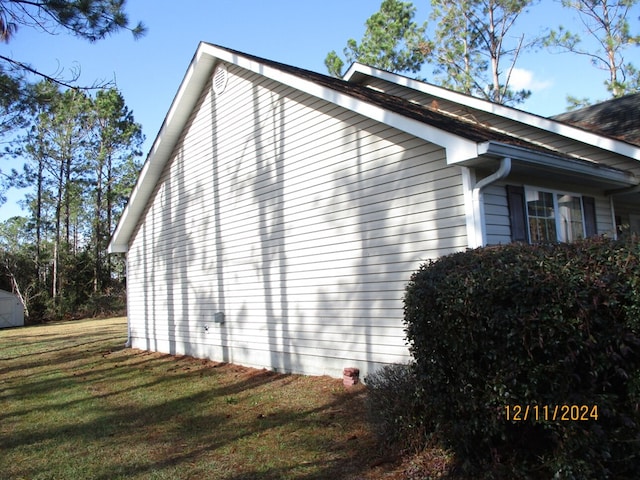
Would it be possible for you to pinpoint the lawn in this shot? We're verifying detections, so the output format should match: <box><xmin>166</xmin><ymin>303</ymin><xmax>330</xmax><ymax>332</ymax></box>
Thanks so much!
<box><xmin>0</xmin><ymin>317</ymin><xmax>411</xmax><ymax>480</ymax></box>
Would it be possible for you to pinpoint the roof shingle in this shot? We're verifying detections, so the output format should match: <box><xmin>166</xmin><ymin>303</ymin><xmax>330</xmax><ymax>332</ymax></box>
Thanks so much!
<box><xmin>552</xmin><ymin>94</ymin><xmax>640</xmax><ymax>147</ymax></box>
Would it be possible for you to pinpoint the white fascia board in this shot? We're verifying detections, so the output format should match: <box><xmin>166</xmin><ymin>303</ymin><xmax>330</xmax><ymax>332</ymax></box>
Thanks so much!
<box><xmin>195</xmin><ymin>45</ymin><xmax>479</xmax><ymax>164</ymax></box>
<box><xmin>345</xmin><ymin>64</ymin><xmax>640</xmax><ymax>161</ymax></box>
<box><xmin>108</xmin><ymin>44</ymin><xmax>217</xmax><ymax>253</ymax></box>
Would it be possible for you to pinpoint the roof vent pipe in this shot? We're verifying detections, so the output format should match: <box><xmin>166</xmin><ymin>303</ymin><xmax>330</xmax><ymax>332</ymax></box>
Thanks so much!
<box><xmin>471</xmin><ymin>157</ymin><xmax>512</xmax><ymax>248</ymax></box>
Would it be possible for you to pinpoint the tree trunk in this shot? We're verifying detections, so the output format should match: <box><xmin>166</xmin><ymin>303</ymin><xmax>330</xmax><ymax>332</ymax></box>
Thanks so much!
<box><xmin>9</xmin><ymin>272</ymin><xmax>29</xmax><ymax>318</ymax></box>
<box><xmin>35</xmin><ymin>154</ymin><xmax>44</xmax><ymax>286</ymax></box>
<box><xmin>106</xmin><ymin>154</ymin><xmax>113</xmax><ymax>282</ymax></box>
<box><xmin>488</xmin><ymin>1</ymin><xmax>501</xmax><ymax>103</ymax></box>
<box><xmin>601</xmin><ymin>2</ymin><xmax>620</xmax><ymax>96</ymax></box>
<box><xmin>94</xmin><ymin>156</ymin><xmax>104</xmax><ymax>293</ymax></box>
<box><xmin>53</xmin><ymin>155</ymin><xmax>65</xmax><ymax>303</ymax></box>
<box><xmin>64</xmin><ymin>155</ymin><xmax>71</xmax><ymax>248</ymax></box>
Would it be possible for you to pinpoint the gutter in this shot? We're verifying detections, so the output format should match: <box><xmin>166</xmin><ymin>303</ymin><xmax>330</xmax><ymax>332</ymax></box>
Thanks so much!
<box><xmin>478</xmin><ymin>141</ymin><xmax>638</xmax><ymax>186</ymax></box>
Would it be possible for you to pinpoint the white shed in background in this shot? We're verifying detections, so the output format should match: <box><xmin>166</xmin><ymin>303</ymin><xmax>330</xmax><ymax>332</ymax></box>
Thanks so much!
<box><xmin>0</xmin><ymin>290</ymin><xmax>24</xmax><ymax>328</ymax></box>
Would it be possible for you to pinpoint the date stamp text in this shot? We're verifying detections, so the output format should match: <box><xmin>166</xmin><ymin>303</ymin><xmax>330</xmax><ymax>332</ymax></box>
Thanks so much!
<box><xmin>505</xmin><ymin>404</ymin><xmax>598</xmax><ymax>422</ymax></box>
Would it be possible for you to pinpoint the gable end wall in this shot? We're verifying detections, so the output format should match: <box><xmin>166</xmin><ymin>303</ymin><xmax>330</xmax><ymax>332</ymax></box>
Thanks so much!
<box><xmin>126</xmin><ymin>64</ymin><xmax>468</xmax><ymax>378</ymax></box>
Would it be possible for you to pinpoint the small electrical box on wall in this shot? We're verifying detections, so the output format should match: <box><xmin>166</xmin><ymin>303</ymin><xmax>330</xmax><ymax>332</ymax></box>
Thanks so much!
<box><xmin>214</xmin><ymin>312</ymin><xmax>225</xmax><ymax>324</ymax></box>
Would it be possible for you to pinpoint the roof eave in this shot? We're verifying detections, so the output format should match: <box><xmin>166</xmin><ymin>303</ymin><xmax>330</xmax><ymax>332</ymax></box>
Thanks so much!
<box><xmin>478</xmin><ymin>141</ymin><xmax>639</xmax><ymax>188</ymax></box>
<box><xmin>107</xmin><ymin>43</ymin><xmax>217</xmax><ymax>253</ymax></box>
<box><xmin>345</xmin><ymin>64</ymin><xmax>640</xmax><ymax>161</ymax></box>
<box><xmin>109</xmin><ymin>47</ymin><xmax>639</xmax><ymax>254</ymax></box>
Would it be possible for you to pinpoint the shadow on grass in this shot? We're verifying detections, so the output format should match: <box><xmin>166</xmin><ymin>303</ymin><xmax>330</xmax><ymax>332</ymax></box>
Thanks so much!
<box><xmin>1</xmin><ymin>351</ymin><xmax>295</xmax><ymax>423</ymax></box>
<box><xmin>2</xmin><ymin>329</ymin><xmax>376</xmax><ymax>480</ymax></box>
<box><xmin>0</xmin><ymin>335</ymin><xmax>125</xmax><ymax>372</ymax></box>
<box><xmin>80</xmin><ymin>389</ymin><xmax>371</xmax><ymax>480</ymax></box>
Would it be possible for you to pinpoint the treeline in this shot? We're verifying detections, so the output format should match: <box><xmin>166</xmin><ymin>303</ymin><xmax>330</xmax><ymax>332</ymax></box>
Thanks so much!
<box><xmin>0</xmin><ymin>82</ymin><xmax>143</xmax><ymax>321</ymax></box>
<box><xmin>326</xmin><ymin>0</ymin><xmax>640</xmax><ymax>107</ymax></box>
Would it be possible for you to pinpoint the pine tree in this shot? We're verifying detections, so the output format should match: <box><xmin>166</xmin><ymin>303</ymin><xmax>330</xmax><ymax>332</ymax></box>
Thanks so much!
<box><xmin>545</xmin><ymin>0</ymin><xmax>640</xmax><ymax>103</ymax></box>
<box><xmin>325</xmin><ymin>0</ymin><xmax>428</xmax><ymax>77</ymax></box>
<box><xmin>428</xmin><ymin>0</ymin><xmax>534</xmax><ymax>105</ymax></box>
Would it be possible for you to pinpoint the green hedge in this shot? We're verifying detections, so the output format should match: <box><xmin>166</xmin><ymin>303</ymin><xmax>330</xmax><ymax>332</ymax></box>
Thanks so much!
<box><xmin>403</xmin><ymin>237</ymin><xmax>640</xmax><ymax>478</ymax></box>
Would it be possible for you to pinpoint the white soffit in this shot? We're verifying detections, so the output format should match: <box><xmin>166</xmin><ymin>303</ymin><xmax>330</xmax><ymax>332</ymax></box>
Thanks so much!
<box><xmin>480</xmin><ymin>141</ymin><xmax>638</xmax><ymax>188</ymax></box>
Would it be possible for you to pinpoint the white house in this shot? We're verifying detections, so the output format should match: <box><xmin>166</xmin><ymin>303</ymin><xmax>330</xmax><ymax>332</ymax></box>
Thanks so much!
<box><xmin>108</xmin><ymin>43</ymin><xmax>640</xmax><ymax>378</ymax></box>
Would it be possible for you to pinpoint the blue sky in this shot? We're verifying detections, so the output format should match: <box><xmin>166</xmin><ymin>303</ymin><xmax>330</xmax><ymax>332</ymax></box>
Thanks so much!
<box><xmin>1</xmin><ymin>0</ymin><xmax>639</xmax><ymax>220</ymax></box>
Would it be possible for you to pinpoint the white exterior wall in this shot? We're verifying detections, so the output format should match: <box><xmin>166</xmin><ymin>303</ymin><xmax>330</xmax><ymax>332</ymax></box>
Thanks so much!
<box><xmin>484</xmin><ymin>183</ymin><xmax>512</xmax><ymax>245</ymax></box>
<box><xmin>126</xmin><ymin>64</ymin><xmax>468</xmax><ymax>378</ymax></box>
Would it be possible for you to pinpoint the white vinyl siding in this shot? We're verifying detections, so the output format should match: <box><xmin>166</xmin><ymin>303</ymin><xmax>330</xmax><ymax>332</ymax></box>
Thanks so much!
<box><xmin>484</xmin><ymin>183</ymin><xmax>512</xmax><ymax>245</ymax></box>
<box><xmin>126</xmin><ymin>64</ymin><xmax>468</xmax><ymax>378</ymax></box>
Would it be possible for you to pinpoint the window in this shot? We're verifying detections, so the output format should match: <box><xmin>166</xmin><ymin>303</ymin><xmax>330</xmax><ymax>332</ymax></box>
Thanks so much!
<box><xmin>526</xmin><ymin>189</ymin><xmax>585</xmax><ymax>243</ymax></box>
<box><xmin>507</xmin><ymin>185</ymin><xmax>597</xmax><ymax>244</ymax></box>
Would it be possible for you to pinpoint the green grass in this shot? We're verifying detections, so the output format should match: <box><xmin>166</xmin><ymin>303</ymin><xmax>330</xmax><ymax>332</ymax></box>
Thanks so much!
<box><xmin>0</xmin><ymin>318</ymin><xmax>384</xmax><ymax>480</ymax></box>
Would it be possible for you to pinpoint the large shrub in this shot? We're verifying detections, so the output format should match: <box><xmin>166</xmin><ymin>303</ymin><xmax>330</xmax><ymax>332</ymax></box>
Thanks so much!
<box><xmin>404</xmin><ymin>237</ymin><xmax>640</xmax><ymax>479</ymax></box>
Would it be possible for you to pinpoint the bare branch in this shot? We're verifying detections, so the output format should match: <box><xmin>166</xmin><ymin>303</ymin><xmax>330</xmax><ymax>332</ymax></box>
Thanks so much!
<box><xmin>0</xmin><ymin>54</ymin><xmax>113</xmax><ymax>90</ymax></box>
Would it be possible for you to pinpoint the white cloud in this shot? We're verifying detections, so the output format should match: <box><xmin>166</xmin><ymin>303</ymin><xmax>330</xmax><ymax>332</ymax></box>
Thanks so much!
<box><xmin>508</xmin><ymin>68</ymin><xmax>553</xmax><ymax>92</ymax></box>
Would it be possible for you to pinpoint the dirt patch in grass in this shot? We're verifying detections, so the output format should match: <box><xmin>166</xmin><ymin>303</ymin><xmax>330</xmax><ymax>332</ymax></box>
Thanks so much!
<box><xmin>0</xmin><ymin>317</ymin><xmax>449</xmax><ymax>479</ymax></box>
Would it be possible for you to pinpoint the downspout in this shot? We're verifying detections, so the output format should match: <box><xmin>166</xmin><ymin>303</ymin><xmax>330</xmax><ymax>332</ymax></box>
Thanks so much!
<box><xmin>471</xmin><ymin>157</ymin><xmax>512</xmax><ymax>248</ymax></box>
